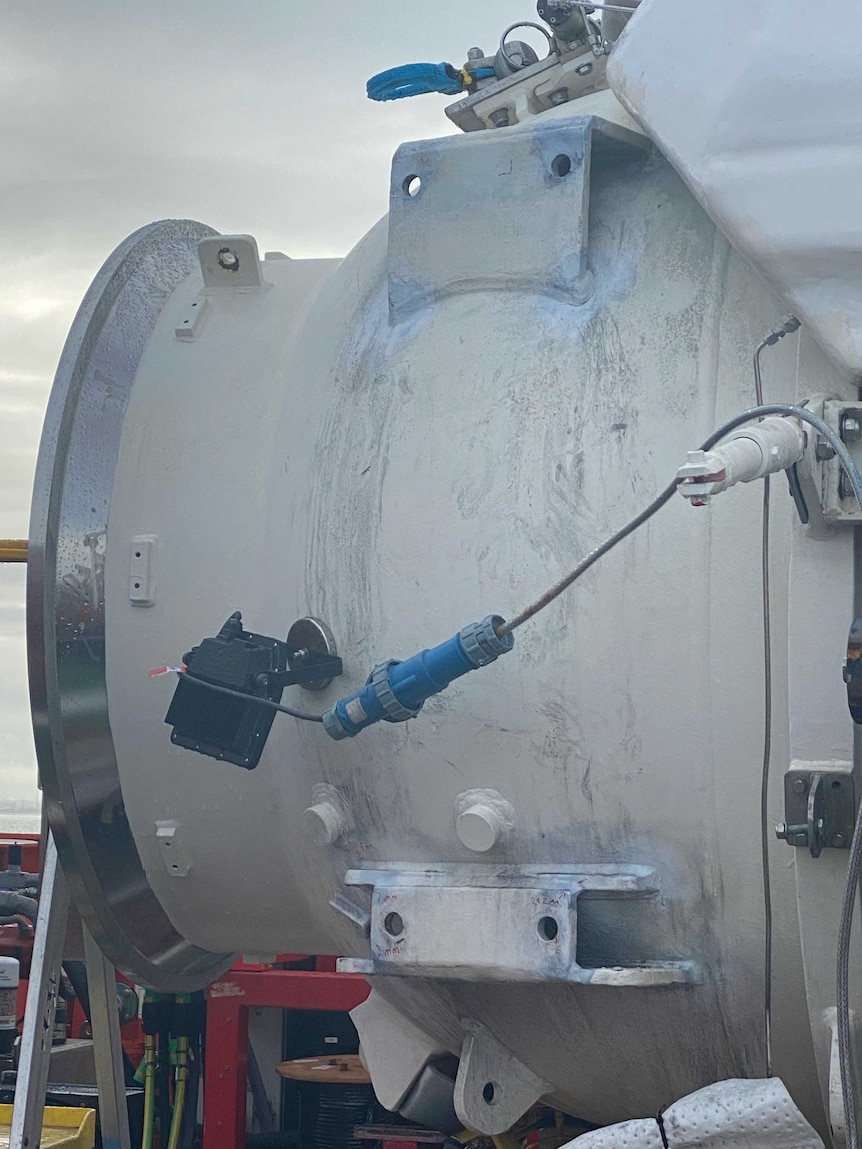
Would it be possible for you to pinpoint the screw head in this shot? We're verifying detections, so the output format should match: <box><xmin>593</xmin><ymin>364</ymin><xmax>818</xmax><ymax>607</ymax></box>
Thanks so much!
<box><xmin>792</xmin><ymin>778</ymin><xmax>807</xmax><ymax>794</ymax></box>
<box><xmin>217</xmin><ymin>248</ymin><xmax>239</xmax><ymax>271</ymax></box>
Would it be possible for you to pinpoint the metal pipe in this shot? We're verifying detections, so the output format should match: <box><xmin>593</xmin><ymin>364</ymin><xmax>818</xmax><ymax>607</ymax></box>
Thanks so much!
<box><xmin>0</xmin><ymin>540</ymin><xmax>27</xmax><ymax>563</ymax></box>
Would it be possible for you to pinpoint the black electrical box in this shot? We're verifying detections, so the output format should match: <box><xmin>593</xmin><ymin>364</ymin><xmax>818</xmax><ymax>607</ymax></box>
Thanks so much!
<box><xmin>164</xmin><ymin>612</ymin><xmax>341</xmax><ymax>770</ymax></box>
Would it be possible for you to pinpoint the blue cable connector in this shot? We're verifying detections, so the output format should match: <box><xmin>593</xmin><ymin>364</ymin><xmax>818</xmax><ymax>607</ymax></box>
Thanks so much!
<box><xmin>366</xmin><ymin>62</ymin><xmax>495</xmax><ymax>102</ymax></box>
<box><xmin>322</xmin><ymin>616</ymin><xmax>514</xmax><ymax>740</ymax></box>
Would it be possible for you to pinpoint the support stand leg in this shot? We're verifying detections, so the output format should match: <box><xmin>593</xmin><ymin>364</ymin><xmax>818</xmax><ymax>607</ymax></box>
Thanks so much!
<box><xmin>83</xmin><ymin>928</ymin><xmax>131</xmax><ymax>1149</ymax></box>
<box><xmin>10</xmin><ymin>834</ymin><xmax>70</xmax><ymax>1149</ymax></box>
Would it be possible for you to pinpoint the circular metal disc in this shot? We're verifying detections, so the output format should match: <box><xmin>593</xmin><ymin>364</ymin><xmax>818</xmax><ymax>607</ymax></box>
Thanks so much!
<box><xmin>28</xmin><ymin>219</ymin><xmax>236</xmax><ymax>991</ymax></box>
<box><xmin>287</xmin><ymin>616</ymin><xmax>338</xmax><ymax>691</ymax></box>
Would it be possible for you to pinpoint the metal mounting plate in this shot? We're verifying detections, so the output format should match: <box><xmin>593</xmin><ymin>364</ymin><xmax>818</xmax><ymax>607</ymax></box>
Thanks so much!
<box><xmin>387</xmin><ymin>115</ymin><xmax>649</xmax><ymax>321</ymax></box>
<box><xmin>337</xmin><ymin>864</ymin><xmax>696</xmax><ymax>986</ymax></box>
<box><xmin>779</xmin><ymin>767</ymin><xmax>857</xmax><ymax>855</ymax></box>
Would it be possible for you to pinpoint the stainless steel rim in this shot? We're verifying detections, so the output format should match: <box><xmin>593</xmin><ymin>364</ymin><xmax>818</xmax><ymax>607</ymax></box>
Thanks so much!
<box><xmin>28</xmin><ymin>219</ymin><xmax>235</xmax><ymax>991</ymax></box>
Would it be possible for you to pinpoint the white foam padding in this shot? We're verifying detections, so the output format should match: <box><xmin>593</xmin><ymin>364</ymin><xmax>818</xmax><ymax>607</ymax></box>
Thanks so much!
<box><xmin>567</xmin><ymin>1079</ymin><xmax>824</xmax><ymax>1148</ymax></box>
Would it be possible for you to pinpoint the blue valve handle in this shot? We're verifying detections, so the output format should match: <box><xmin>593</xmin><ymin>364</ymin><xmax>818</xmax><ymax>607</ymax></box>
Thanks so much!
<box><xmin>367</xmin><ymin>62</ymin><xmax>465</xmax><ymax>101</ymax></box>
<box><xmin>322</xmin><ymin>616</ymin><xmax>514</xmax><ymax>740</ymax></box>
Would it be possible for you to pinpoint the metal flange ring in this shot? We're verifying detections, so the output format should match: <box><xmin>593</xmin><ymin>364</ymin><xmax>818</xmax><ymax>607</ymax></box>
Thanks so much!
<box><xmin>28</xmin><ymin>218</ymin><xmax>235</xmax><ymax>992</ymax></box>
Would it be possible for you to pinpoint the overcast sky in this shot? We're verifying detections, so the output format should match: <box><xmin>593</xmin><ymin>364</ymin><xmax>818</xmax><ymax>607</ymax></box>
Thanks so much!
<box><xmin>0</xmin><ymin>0</ymin><xmax>534</xmax><ymax>799</ymax></box>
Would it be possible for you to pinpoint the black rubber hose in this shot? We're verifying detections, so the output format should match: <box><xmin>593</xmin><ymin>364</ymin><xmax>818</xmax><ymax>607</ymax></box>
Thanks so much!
<box><xmin>64</xmin><ymin>960</ymin><xmax>138</xmax><ymax>1086</ymax></box>
<box><xmin>63</xmin><ymin>960</ymin><xmax>91</xmax><ymax>1022</ymax></box>
<box><xmin>0</xmin><ymin>892</ymin><xmax>37</xmax><ymax>921</ymax></box>
<box><xmin>0</xmin><ymin>915</ymin><xmax>33</xmax><ymax>937</ymax></box>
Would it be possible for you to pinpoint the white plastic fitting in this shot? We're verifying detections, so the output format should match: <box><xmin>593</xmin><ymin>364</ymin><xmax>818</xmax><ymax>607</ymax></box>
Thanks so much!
<box><xmin>454</xmin><ymin>789</ymin><xmax>516</xmax><ymax>852</ymax></box>
<box><xmin>303</xmin><ymin>783</ymin><xmax>351</xmax><ymax>846</ymax></box>
<box><xmin>303</xmin><ymin>801</ymin><xmax>345</xmax><ymax>846</ymax></box>
<box><xmin>677</xmin><ymin>416</ymin><xmax>805</xmax><ymax>505</ymax></box>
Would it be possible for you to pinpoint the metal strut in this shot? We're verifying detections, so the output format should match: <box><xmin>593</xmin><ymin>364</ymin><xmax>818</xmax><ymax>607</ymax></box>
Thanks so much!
<box><xmin>10</xmin><ymin>835</ymin><xmax>130</xmax><ymax>1149</ymax></box>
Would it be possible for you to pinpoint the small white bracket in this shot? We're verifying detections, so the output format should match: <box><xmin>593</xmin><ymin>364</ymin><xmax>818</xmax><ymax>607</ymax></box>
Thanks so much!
<box><xmin>198</xmin><ymin>234</ymin><xmax>268</xmax><ymax>291</ymax></box>
<box><xmin>174</xmin><ymin>295</ymin><xmax>210</xmax><ymax>341</ymax></box>
<box><xmin>129</xmin><ymin>535</ymin><xmax>157</xmax><ymax>606</ymax></box>
<box><xmin>155</xmin><ymin>821</ymin><xmax>192</xmax><ymax>878</ymax></box>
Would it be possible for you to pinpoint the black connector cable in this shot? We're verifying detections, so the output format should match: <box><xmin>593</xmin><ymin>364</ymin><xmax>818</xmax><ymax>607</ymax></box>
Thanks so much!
<box><xmin>178</xmin><ymin>672</ymin><xmax>324</xmax><ymax>723</ymax></box>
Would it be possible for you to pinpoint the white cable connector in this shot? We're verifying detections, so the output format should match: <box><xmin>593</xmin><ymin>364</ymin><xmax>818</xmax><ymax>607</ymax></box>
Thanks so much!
<box><xmin>677</xmin><ymin>416</ymin><xmax>806</xmax><ymax>506</ymax></box>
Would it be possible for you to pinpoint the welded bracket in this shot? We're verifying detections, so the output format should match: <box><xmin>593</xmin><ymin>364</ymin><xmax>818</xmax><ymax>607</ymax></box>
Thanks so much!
<box><xmin>796</xmin><ymin>397</ymin><xmax>862</xmax><ymax>525</ymax></box>
<box><xmin>776</xmin><ymin>766</ymin><xmax>857</xmax><ymax>857</ymax></box>
<box><xmin>454</xmin><ymin>1020</ymin><xmax>550</xmax><ymax>1135</ymax></box>
<box><xmin>387</xmin><ymin>115</ymin><xmax>649</xmax><ymax>321</ymax></box>
<box><xmin>336</xmin><ymin>863</ymin><xmax>696</xmax><ymax>985</ymax></box>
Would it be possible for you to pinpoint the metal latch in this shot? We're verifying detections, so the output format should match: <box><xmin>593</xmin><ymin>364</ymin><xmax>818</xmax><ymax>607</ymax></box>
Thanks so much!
<box><xmin>775</xmin><ymin>770</ymin><xmax>857</xmax><ymax>857</ymax></box>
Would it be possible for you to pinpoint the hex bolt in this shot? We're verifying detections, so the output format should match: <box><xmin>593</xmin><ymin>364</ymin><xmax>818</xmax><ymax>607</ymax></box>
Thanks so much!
<box><xmin>549</xmin><ymin>88</ymin><xmax>569</xmax><ymax>105</ymax></box>
<box><xmin>833</xmin><ymin>833</ymin><xmax>847</xmax><ymax>848</ymax></box>
<box><xmin>217</xmin><ymin>248</ymin><xmax>239</xmax><ymax>271</ymax></box>
<box><xmin>467</xmin><ymin>46</ymin><xmax>485</xmax><ymax>61</ymax></box>
<box><xmin>791</xmin><ymin>778</ymin><xmax>807</xmax><ymax>794</ymax></box>
<box><xmin>792</xmin><ymin>832</ymin><xmax>809</xmax><ymax>847</ymax></box>
<box><xmin>490</xmin><ymin>109</ymin><xmax>511</xmax><ymax>129</ymax></box>
<box><xmin>576</xmin><ymin>62</ymin><xmax>594</xmax><ymax>75</ymax></box>
<box><xmin>775</xmin><ymin>822</ymin><xmax>788</xmax><ymax>840</ymax></box>
<box><xmin>815</xmin><ymin>438</ymin><xmax>836</xmax><ymax>462</ymax></box>
<box><xmin>842</xmin><ymin>415</ymin><xmax>862</xmax><ymax>443</ymax></box>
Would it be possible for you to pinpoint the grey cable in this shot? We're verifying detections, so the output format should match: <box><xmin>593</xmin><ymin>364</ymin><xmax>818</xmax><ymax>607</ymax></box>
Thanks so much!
<box><xmin>753</xmin><ymin>339</ymin><xmax>774</xmax><ymax>1080</ymax></box>
<box><xmin>496</xmin><ymin>480</ymin><xmax>678</xmax><ymax>635</ymax></box>
<box><xmin>565</xmin><ymin>1</ymin><xmax>640</xmax><ymax>10</ymax></box>
<box><xmin>179</xmin><ymin>672</ymin><xmax>325</xmax><ymax>722</ymax></box>
<box><xmin>500</xmin><ymin>402</ymin><xmax>859</xmax><ymax>633</ymax></box>
<box><xmin>751</xmin><ymin>315</ymin><xmax>799</xmax><ymax>1080</ymax></box>
<box><xmin>499</xmin><ymin>398</ymin><xmax>862</xmax><ymax>1142</ymax></box>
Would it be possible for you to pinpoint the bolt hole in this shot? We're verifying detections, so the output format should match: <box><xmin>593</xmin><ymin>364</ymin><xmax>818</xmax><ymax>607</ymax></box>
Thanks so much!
<box><xmin>538</xmin><ymin>915</ymin><xmax>559</xmax><ymax>941</ymax></box>
<box><xmin>551</xmin><ymin>154</ymin><xmax>572</xmax><ymax>177</ymax></box>
<box><xmin>135</xmin><ymin>552</ymin><xmax>141</xmax><ymax>558</ymax></box>
<box><xmin>833</xmin><ymin>779</ymin><xmax>842</xmax><ymax>790</ymax></box>
<box><xmin>383</xmin><ymin>912</ymin><xmax>404</xmax><ymax>937</ymax></box>
<box><xmin>482</xmin><ymin>1081</ymin><xmax>497</xmax><ymax>1105</ymax></box>
<box><xmin>134</xmin><ymin>582</ymin><xmax>141</xmax><ymax>589</ymax></box>
<box><xmin>402</xmin><ymin>175</ymin><xmax>422</xmax><ymax>198</ymax></box>
<box><xmin>183</xmin><ymin>319</ymin><xmax>189</xmax><ymax>324</ymax></box>
<box><xmin>192</xmin><ymin>302</ymin><xmax>197</xmax><ymax>307</ymax></box>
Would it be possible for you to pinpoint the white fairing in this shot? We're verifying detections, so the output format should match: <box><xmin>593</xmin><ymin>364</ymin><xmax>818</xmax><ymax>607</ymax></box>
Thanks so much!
<box><xmin>86</xmin><ymin>82</ymin><xmax>860</xmax><ymax>1140</ymax></box>
<box><xmin>608</xmin><ymin>0</ymin><xmax>862</xmax><ymax>377</ymax></box>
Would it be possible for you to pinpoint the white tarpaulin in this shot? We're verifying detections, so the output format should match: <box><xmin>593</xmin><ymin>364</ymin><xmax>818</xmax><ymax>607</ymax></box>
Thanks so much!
<box><xmin>568</xmin><ymin>1079</ymin><xmax>824</xmax><ymax>1149</ymax></box>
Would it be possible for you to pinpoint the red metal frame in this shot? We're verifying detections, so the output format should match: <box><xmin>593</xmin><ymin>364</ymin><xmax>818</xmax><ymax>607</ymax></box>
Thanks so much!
<box><xmin>203</xmin><ymin>963</ymin><xmax>370</xmax><ymax>1149</ymax></box>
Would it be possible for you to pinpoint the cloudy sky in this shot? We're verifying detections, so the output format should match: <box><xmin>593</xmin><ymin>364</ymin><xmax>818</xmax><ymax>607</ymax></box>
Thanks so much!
<box><xmin>0</xmin><ymin>0</ymin><xmax>533</xmax><ymax>799</ymax></box>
